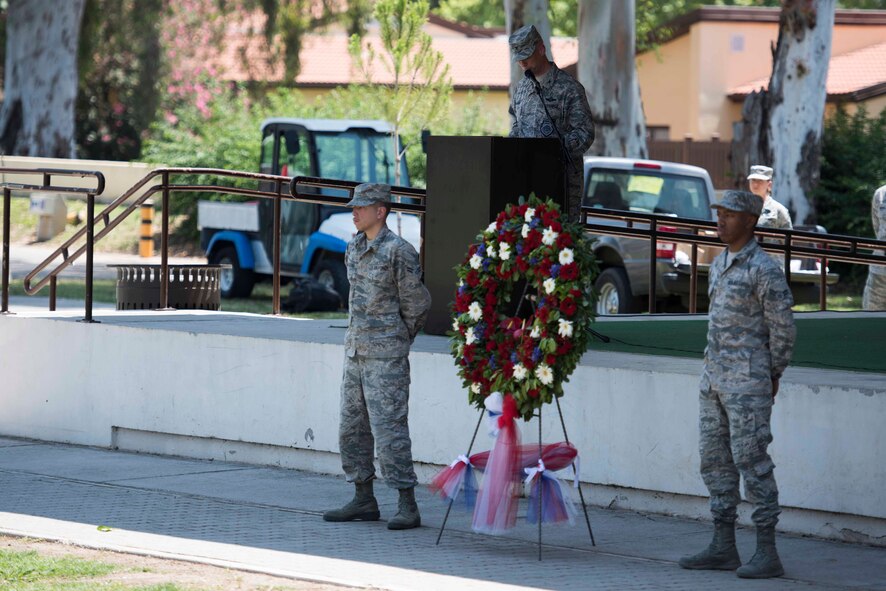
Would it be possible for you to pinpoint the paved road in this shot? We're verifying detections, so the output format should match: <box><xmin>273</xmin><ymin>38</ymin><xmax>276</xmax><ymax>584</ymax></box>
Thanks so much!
<box><xmin>2</xmin><ymin>243</ymin><xmax>204</xmax><ymax>281</ymax></box>
<box><xmin>0</xmin><ymin>436</ymin><xmax>883</xmax><ymax>591</ymax></box>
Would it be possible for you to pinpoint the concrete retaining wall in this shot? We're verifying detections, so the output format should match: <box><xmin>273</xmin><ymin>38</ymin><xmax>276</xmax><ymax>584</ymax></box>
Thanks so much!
<box><xmin>1</xmin><ymin>313</ymin><xmax>884</xmax><ymax>544</ymax></box>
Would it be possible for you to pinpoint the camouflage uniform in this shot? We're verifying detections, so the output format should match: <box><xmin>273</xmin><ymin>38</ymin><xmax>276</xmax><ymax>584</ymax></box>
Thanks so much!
<box><xmin>508</xmin><ymin>26</ymin><xmax>594</xmax><ymax>222</ymax></box>
<box><xmin>340</xmin><ymin>223</ymin><xmax>431</xmax><ymax>489</ymax></box>
<box><xmin>758</xmin><ymin>196</ymin><xmax>792</xmax><ymax>230</ymax></box>
<box><xmin>863</xmin><ymin>184</ymin><xmax>886</xmax><ymax>311</ymax></box>
<box><xmin>700</xmin><ymin>193</ymin><xmax>796</xmax><ymax>528</ymax></box>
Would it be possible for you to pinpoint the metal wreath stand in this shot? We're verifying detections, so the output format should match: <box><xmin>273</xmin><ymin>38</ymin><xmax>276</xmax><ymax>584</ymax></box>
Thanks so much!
<box><xmin>434</xmin><ymin>278</ymin><xmax>596</xmax><ymax>560</ymax></box>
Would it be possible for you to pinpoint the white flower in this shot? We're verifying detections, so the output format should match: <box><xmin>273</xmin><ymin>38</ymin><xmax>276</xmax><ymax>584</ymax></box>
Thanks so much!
<box><xmin>469</xmin><ymin>254</ymin><xmax>483</xmax><ymax>269</ymax></box>
<box><xmin>558</xmin><ymin>319</ymin><xmax>574</xmax><ymax>339</ymax></box>
<box><xmin>535</xmin><ymin>363</ymin><xmax>554</xmax><ymax>385</ymax></box>
<box><xmin>559</xmin><ymin>248</ymin><xmax>574</xmax><ymax>266</ymax></box>
<box><xmin>524</xmin><ymin>207</ymin><xmax>536</xmax><ymax>222</ymax></box>
<box><xmin>512</xmin><ymin>363</ymin><xmax>528</xmax><ymax>381</ymax></box>
<box><xmin>486</xmin><ymin>221</ymin><xmax>498</xmax><ymax>233</ymax></box>
<box><xmin>542</xmin><ymin>227</ymin><xmax>559</xmax><ymax>246</ymax></box>
<box><xmin>468</xmin><ymin>301</ymin><xmax>483</xmax><ymax>322</ymax></box>
<box><xmin>465</xmin><ymin>326</ymin><xmax>476</xmax><ymax>345</ymax></box>
<box><xmin>458</xmin><ymin>279</ymin><xmax>464</xmax><ymax>287</ymax></box>
<box><xmin>487</xmin><ymin>242</ymin><xmax>497</xmax><ymax>259</ymax></box>
<box><xmin>452</xmin><ymin>318</ymin><xmax>460</xmax><ymax>332</ymax></box>
<box><xmin>530</xmin><ymin>324</ymin><xmax>541</xmax><ymax>339</ymax></box>
<box><xmin>543</xmin><ymin>277</ymin><xmax>556</xmax><ymax>294</ymax></box>
<box><xmin>471</xmin><ymin>382</ymin><xmax>481</xmax><ymax>394</ymax></box>
<box><xmin>521</xmin><ymin>223</ymin><xmax>530</xmax><ymax>238</ymax></box>
<box><xmin>499</xmin><ymin>242</ymin><xmax>511</xmax><ymax>261</ymax></box>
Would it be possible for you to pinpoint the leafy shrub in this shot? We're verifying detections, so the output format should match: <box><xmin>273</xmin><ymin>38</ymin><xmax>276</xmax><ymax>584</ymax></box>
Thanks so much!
<box><xmin>142</xmin><ymin>83</ymin><xmax>506</xmax><ymax>238</ymax></box>
<box><xmin>813</xmin><ymin>106</ymin><xmax>886</xmax><ymax>287</ymax></box>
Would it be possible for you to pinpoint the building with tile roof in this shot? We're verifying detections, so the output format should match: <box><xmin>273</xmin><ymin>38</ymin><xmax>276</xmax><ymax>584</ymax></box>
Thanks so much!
<box><xmin>633</xmin><ymin>6</ymin><xmax>886</xmax><ymax>142</ymax></box>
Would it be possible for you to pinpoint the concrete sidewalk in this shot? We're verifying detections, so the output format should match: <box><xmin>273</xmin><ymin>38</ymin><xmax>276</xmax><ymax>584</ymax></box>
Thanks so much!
<box><xmin>0</xmin><ymin>436</ymin><xmax>882</xmax><ymax>591</ymax></box>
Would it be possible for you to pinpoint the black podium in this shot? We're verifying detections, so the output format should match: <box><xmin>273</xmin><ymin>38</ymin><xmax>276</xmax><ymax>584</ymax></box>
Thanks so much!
<box><xmin>423</xmin><ymin>136</ymin><xmax>565</xmax><ymax>335</ymax></box>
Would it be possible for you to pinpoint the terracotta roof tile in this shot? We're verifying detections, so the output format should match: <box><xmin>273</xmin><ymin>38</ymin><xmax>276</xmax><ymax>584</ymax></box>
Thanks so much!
<box><xmin>728</xmin><ymin>40</ymin><xmax>886</xmax><ymax>100</ymax></box>
<box><xmin>209</xmin><ymin>27</ymin><xmax>579</xmax><ymax>90</ymax></box>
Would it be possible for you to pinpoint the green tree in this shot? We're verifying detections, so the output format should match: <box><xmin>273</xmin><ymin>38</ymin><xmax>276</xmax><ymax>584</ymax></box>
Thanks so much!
<box><xmin>77</xmin><ymin>0</ymin><xmax>164</xmax><ymax>160</ymax></box>
<box><xmin>813</xmin><ymin>106</ymin><xmax>886</xmax><ymax>286</ymax></box>
<box><xmin>348</xmin><ymin>0</ymin><xmax>452</xmax><ymax>186</ymax></box>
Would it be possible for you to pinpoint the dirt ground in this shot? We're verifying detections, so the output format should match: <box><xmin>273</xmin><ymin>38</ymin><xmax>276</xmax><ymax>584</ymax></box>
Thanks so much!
<box><xmin>0</xmin><ymin>534</ymin><xmax>362</xmax><ymax>591</ymax></box>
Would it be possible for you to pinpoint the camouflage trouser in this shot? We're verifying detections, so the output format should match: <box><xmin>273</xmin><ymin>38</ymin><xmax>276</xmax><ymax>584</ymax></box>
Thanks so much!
<box><xmin>567</xmin><ymin>166</ymin><xmax>584</xmax><ymax>222</ymax></box>
<box><xmin>698</xmin><ymin>388</ymin><xmax>780</xmax><ymax>527</ymax></box>
<box><xmin>862</xmin><ymin>272</ymin><xmax>886</xmax><ymax>310</ymax></box>
<box><xmin>339</xmin><ymin>354</ymin><xmax>417</xmax><ymax>489</ymax></box>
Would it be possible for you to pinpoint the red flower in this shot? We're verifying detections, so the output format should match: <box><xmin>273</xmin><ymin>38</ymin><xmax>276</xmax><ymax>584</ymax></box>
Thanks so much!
<box><xmin>570</xmin><ymin>288</ymin><xmax>583</xmax><ymax>300</ymax></box>
<box><xmin>550</xmin><ymin>220</ymin><xmax>562</xmax><ymax>233</ymax></box>
<box><xmin>502</xmin><ymin>362</ymin><xmax>514</xmax><ymax>379</ymax></box>
<box><xmin>537</xmin><ymin>306</ymin><xmax>550</xmax><ymax>323</ymax></box>
<box><xmin>525</xmin><ymin>230</ymin><xmax>542</xmax><ymax>250</ymax></box>
<box><xmin>545</xmin><ymin>354</ymin><xmax>556</xmax><ymax>365</ymax></box>
<box><xmin>528</xmin><ymin>388</ymin><xmax>540</xmax><ymax>399</ymax></box>
<box><xmin>486</xmin><ymin>340</ymin><xmax>496</xmax><ymax>352</ymax></box>
<box><xmin>463</xmin><ymin>344</ymin><xmax>475</xmax><ymax>362</ymax></box>
<box><xmin>542</xmin><ymin>210</ymin><xmax>557</xmax><ymax>227</ymax></box>
<box><xmin>559</xmin><ymin>263</ymin><xmax>578</xmax><ymax>281</ymax></box>
<box><xmin>560</xmin><ymin>298</ymin><xmax>577</xmax><ymax>316</ymax></box>
<box><xmin>518</xmin><ymin>203</ymin><xmax>528</xmax><ymax>216</ymax></box>
<box><xmin>556</xmin><ymin>233</ymin><xmax>573</xmax><ymax>248</ymax></box>
<box><xmin>556</xmin><ymin>340</ymin><xmax>573</xmax><ymax>355</ymax></box>
<box><xmin>468</xmin><ymin>244</ymin><xmax>478</xmax><ymax>257</ymax></box>
<box><xmin>466</xmin><ymin>269</ymin><xmax>480</xmax><ymax>287</ymax></box>
<box><xmin>516</xmin><ymin>256</ymin><xmax>529</xmax><ymax>273</ymax></box>
<box><xmin>455</xmin><ymin>291</ymin><xmax>471</xmax><ymax>312</ymax></box>
<box><xmin>485</xmin><ymin>291</ymin><xmax>497</xmax><ymax>306</ymax></box>
<box><xmin>502</xmin><ymin>231</ymin><xmax>517</xmax><ymax>244</ymax></box>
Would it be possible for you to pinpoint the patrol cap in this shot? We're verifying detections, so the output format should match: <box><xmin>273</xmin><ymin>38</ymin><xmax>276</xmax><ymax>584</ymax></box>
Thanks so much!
<box><xmin>509</xmin><ymin>25</ymin><xmax>542</xmax><ymax>61</ymax></box>
<box><xmin>711</xmin><ymin>190</ymin><xmax>763</xmax><ymax>217</ymax></box>
<box><xmin>747</xmin><ymin>165</ymin><xmax>773</xmax><ymax>181</ymax></box>
<box><xmin>346</xmin><ymin>183</ymin><xmax>391</xmax><ymax>207</ymax></box>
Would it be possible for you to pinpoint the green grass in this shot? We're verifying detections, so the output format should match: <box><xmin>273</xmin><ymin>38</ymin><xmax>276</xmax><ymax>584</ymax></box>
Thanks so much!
<box><xmin>8</xmin><ymin>278</ymin><xmax>346</xmax><ymax>319</ymax></box>
<box><xmin>5</xmin><ymin>195</ymin><xmax>198</xmax><ymax>256</ymax></box>
<box><xmin>0</xmin><ymin>548</ymin><xmax>205</xmax><ymax>590</ymax></box>
<box><xmin>0</xmin><ymin>549</ymin><xmax>115</xmax><ymax>583</ymax></box>
<box><xmin>587</xmin><ymin>317</ymin><xmax>886</xmax><ymax>373</ymax></box>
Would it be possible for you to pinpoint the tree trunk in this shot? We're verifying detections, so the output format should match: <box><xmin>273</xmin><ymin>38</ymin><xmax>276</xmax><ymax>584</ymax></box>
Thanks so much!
<box><xmin>578</xmin><ymin>0</ymin><xmax>647</xmax><ymax>158</ymax></box>
<box><xmin>504</xmin><ymin>0</ymin><xmax>553</xmax><ymax>96</ymax></box>
<box><xmin>731</xmin><ymin>0</ymin><xmax>835</xmax><ymax>224</ymax></box>
<box><xmin>0</xmin><ymin>0</ymin><xmax>86</xmax><ymax>157</ymax></box>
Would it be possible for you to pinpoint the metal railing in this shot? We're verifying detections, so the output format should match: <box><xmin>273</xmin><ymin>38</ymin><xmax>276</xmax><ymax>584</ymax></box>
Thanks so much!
<box><xmin>1</xmin><ymin>168</ymin><xmax>106</xmax><ymax>318</ymax></box>
<box><xmin>581</xmin><ymin>206</ymin><xmax>886</xmax><ymax>313</ymax></box>
<box><xmin>1</xmin><ymin>167</ymin><xmax>425</xmax><ymax>321</ymax></box>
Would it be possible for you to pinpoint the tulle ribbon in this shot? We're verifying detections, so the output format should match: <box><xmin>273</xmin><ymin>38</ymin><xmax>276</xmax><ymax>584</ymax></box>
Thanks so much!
<box><xmin>429</xmin><ymin>454</ymin><xmax>478</xmax><ymax>510</ymax></box>
<box><xmin>471</xmin><ymin>393</ymin><xmax>521</xmax><ymax>534</ymax></box>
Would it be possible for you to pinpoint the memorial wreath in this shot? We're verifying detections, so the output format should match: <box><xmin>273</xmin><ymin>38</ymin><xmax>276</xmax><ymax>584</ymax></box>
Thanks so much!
<box><xmin>450</xmin><ymin>195</ymin><xmax>598</xmax><ymax>421</ymax></box>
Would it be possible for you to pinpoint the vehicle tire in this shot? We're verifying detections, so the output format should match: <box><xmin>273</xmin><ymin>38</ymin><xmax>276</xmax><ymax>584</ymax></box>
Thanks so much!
<box><xmin>313</xmin><ymin>259</ymin><xmax>349</xmax><ymax>308</ymax></box>
<box><xmin>209</xmin><ymin>245</ymin><xmax>255</xmax><ymax>299</ymax></box>
<box><xmin>594</xmin><ymin>267</ymin><xmax>638</xmax><ymax>315</ymax></box>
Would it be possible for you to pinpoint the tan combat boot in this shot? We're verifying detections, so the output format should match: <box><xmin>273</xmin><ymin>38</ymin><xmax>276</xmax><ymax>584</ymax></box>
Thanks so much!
<box><xmin>736</xmin><ymin>526</ymin><xmax>784</xmax><ymax>579</ymax></box>
<box><xmin>322</xmin><ymin>480</ymin><xmax>380</xmax><ymax>522</ymax></box>
<box><xmin>387</xmin><ymin>487</ymin><xmax>421</xmax><ymax>530</ymax></box>
<box><xmin>679</xmin><ymin>520</ymin><xmax>742</xmax><ymax>570</ymax></box>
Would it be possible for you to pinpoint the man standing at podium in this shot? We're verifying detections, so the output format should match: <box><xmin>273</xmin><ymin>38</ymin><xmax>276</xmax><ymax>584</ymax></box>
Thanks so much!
<box><xmin>508</xmin><ymin>24</ymin><xmax>595</xmax><ymax>221</ymax></box>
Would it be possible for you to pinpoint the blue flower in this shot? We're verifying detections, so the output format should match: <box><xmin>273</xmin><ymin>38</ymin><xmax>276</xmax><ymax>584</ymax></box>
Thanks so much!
<box><xmin>551</xmin><ymin>264</ymin><xmax>561</xmax><ymax>278</ymax></box>
<box><xmin>458</xmin><ymin>286</ymin><xmax>466</xmax><ymax>295</ymax></box>
<box><xmin>532</xmin><ymin>347</ymin><xmax>543</xmax><ymax>362</ymax></box>
<box><xmin>477</xmin><ymin>244</ymin><xmax>486</xmax><ymax>256</ymax></box>
<box><xmin>510</xmin><ymin>352</ymin><xmax>518</xmax><ymax>363</ymax></box>
<box><xmin>530</xmin><ymin>217</ymin><xmax>541</xmax><ymax>228</ymax></box>
<box><xmin>489</xmin><ymin>357</ymin><xmax>497</xmax><ymax>370</ymax></box>
<box><xmin>482</xmin><ymin>259</ymin><xmax>491</xmax><ymax>271</ymax></box>
<box><xmin>516</xmin><ymin>244</ymin><xmax>524</xmax><ymax>255</ymax></box>
<box><xmin>529</xmin><ymin>257</ymin><xmax>539</xmax><ymax>265</ymax></box>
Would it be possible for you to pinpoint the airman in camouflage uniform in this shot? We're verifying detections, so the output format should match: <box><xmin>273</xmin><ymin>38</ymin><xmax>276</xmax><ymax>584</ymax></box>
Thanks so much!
<box><xmin>323</xmin><ymin>183</ymin><xmax>431</xmax><ymax>531</ymax></box>
<box><xmin>508</xmin><ymin>24</ymin><xmax>595</xmax><ymax>221</ymax></box>
<box><xmin>862</xmin><ymin>184</ymin><xmax>886</xmax><ymax>310</ymax></box>
<box><xmin>680</xmin><ymin>190</ymin><xmax>796</xmax><ymax>580</ymax></box>
<box><xmin>748</xmin><ymin>166</ymin><xmax>793</xmax><ymax>230</ymax></box>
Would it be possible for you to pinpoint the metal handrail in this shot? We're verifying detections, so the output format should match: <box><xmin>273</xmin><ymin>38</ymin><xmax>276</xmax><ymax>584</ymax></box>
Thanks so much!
<box><xmin>5</xmin><ymin>167</ymin><xmax>426</xmax><ymax>321</ymax></box>
<box><xmin>1</xmin><ymin>168</ymin><xmax>105</xmax><ymax>318</ymax></box>
<box><xmin>581</xmin><ymin>206</ymin><xmax>886</xmax><ymax>313</ymax></box>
